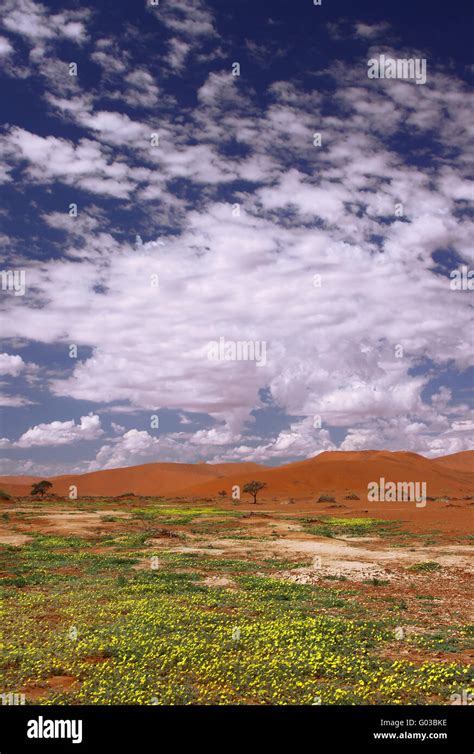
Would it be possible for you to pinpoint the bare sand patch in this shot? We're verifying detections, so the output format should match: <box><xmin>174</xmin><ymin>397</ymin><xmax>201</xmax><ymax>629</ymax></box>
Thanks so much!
<box><xmin>23</xmin><ymin>675</ymin><xmax>78</xmax><ymax>701</ymax></box>
<box><xmin>13</xmin><ymin>510</ymin><xmax>132</xmax><ymax>537</ymax></box>
<box><xmin>168</xmin><ymin>533</ymin><xmax>473</xmax><ymax>582</ymax></box>
<box><xmin>0</xmin><ymin>529</ymin><xmax>31</xmax><ymax>546</ymax></box>
<box><xmin>203</xmin><ymin>576</ymin><xmax>237</xmax><ymax>588</ymax></box>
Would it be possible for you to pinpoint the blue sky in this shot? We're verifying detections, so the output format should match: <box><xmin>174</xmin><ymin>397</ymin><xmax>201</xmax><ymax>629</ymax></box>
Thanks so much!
<box><xmin>0</xmin><ymin>0</ymin><xmax>473</xmax><ymax>476</ymax></box>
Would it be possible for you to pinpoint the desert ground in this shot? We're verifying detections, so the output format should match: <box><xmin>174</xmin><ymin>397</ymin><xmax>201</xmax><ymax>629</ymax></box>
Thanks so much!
<box><xmin>0</xmin><ymin>450</ymin><xmax>472</xmax><ymax>705</ymax></box>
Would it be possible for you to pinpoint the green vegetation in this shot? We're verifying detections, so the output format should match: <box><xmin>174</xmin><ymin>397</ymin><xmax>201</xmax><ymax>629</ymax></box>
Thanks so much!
<box><xmin>304</xmin><ymin>516</ymin><xmax>401</xmax><ymax>539</ymax></box>
<box><xmin>409</xmin><ymin>562</ymin><xmax>442</xmax><ymax>573</ymax></box>
<box><xmin>2</xmin><ymin>558</ymin><xmax>470</xmax><ymax>705</ymax></box>
<box><xmin>363</xmin><ymin>578</ymin><xmax>390</xmax><ymax>587</ymax></box>
<box><xmin>0</xmin><ymin>498</ymin><xmax>471</xmax><ymax>706</ymax></box>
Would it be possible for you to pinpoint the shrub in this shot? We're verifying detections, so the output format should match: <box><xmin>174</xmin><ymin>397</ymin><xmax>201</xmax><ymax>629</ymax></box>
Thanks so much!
<box><xmin>344</xmin><ymin>492</ymin><xmax>360</xmax><ymax>500</ymax></box>
<box><xmin>409</xmin><ymin>561</ymin><xmax>442</xmax><ymax>573</ymax></box>
<box><xmin>317</xmin><ymin>494</ymin><xmax>336</xmax><ymax>503</ymax></box>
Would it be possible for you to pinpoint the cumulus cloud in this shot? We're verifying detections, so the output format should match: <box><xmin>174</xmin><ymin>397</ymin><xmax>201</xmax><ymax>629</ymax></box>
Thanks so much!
<box><xmin>217</xmin><ymin>419</ymin><xmax>336</xmax><ymax>464</ymax></box>
<box><xmin>12</xmin><ymin>414</ymin><xmax>104</xmax><ymax>448</ymax></box>
<box><xmin>0</xmin><ymin>353</ymin><xmax>25</xmax><ymax>376</ymax></box>
<box><xmin>0</xmin><ymin>4</ymin><xmax>472</xmax><ymax>471</ymax></box>
<box><xmin>0</xmin><ymin>353</ymin><xmax>36</xmax><ymax>408</ymax></box>
<box><xmin>91</xmin><ymin>429</ymin><xmax>160</xmax><ymax>470</ymax></box>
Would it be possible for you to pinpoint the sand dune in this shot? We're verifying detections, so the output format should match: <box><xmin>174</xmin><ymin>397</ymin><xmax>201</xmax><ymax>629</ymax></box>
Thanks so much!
<box><xmin>432</xmin><ymin>450</ymin><xmax>474</xmax><ymax>473</ymax></box>
<box><xmin>0</xmin><ymin>450</ymin><xmax>472</xmax><ymax>500</ymax></box>
<box><xmin>0</xmin><ymin>475</ymin><xmax>43</xmax><ymax>485</ymax></box>
<box><xmin>184</xmin><ymin>450</ymin><xmax>474</xmax><ymax>499</ymax></box>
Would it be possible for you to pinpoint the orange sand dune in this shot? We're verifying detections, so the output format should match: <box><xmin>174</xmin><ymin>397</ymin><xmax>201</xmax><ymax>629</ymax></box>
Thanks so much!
<box><xmin>0</xmin><ymin>477</ymin><xmax>43</xmax><ymax>496</ymax></box>
<box><xmin>432</xmin><ymin>450</ymin><xmax>474</xmax><ymax>473</ymax></box>
<box><xmin>0</xmin><ymin>451</ymin><xmax>472</xmax><ymax>500</ymax></box>
<box><xmin>184</xmin><ymin>450</ymin><xmax>474</xmax><ymax>499</ymax></box>
<box><xmin>0</xmin><ymin>475</ymin><xmax>42</xmax><ymax>485</ymax></box>
<box><xmin>0</xmin><ymin>483</ymin><xmax>33</xmax><ymax>496</ymax></box>
<box><xmin>6</xmin><ymin>461</ymin><xmax>266</xmax><ymax>498</ymax></box>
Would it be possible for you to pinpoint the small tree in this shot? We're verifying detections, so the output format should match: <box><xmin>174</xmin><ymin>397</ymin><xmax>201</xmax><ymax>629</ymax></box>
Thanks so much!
<box><xmin>31</xmin><ymin>480</ymin><xmax>52</xmax><ymax>498</ymax></box>
<box><xmin>243</xmin><ymin>480</ymin><xmax>267</xmax><ymax>504</ymax></box>
<box><xmin>218</xmin><ymin>490</ymin><xmax>227</xmax><ymax>498</ymax></box>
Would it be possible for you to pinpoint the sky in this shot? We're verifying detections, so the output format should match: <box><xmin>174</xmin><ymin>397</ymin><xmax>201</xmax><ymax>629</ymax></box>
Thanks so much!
<box><xmin>0</xmin><ymin>0</ymin><xmax>473</xmax><ymax>476</ymax></box>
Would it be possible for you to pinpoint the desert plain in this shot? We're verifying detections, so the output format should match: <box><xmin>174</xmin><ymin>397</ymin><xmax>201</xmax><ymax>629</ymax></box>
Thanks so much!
<box><xmin>0</xmin><ymin>449</ymin><xmax>472</xmax><ymax>705</ymax></box>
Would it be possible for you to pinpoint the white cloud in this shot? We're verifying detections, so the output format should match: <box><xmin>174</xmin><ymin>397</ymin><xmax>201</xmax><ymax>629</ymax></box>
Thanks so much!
<box><xmin>6</xmin><ymin>128</ymin><xmax>138</xmax><ymax>198</ymax></box>
<box><xmin>91</xmin><ymin>429</ymin><xmax>160</xmax><ymax>470</ymax></box>
<box><xmin>122</xmin><ymin>70</ymin><xmax>160</xmax><ymax>108</ymax></box>
<box><xmin>0</xmin><ymin>27</ymin><xmax>473</xmax><ymax>467</ymax></box>
<box><xmin>0</xmin><ymin>353</ymin><xmax>25</xmax><ymax>376</ymax></box>
<box><xmin>1</xmin><ymin>0</ymin><xmax>89</xmax><ymax>43</ymax></box>
<box><xmin>149</xmin><ymin>0</ymin><xmax>219</xmax><ymax>72</ymax></box>
<box><xmin>167</xmin><ymin>38</ymin><xmax>192</xmax><ymax>72</ymax></box>
<box><xmin>14</xmin><ymin>414</ymin><xmax>104</xmax><ymax>448</ymax></box>
<box><xmin>79</xmin><ymin>111</ymin><xmax>150</xmax><ymax>146</ymax></box>
<box><xmin>0</xmin><ymin>35</ymin><xmax>14</xmax><ymax>57</ymax></box>
<box><xmin>0</xmin><ymin>395</ymin><xmax>35</xmax><ymax>407</ymax></box>
<box><xmin>355</xmin><ymin>22</ymin><xmax>390</xmax><ymax>39</ymax></box>
<box><xmin>224</xmin><ymin>419</ymin><xmax>336</xmax><ymax>463</ymax></box>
